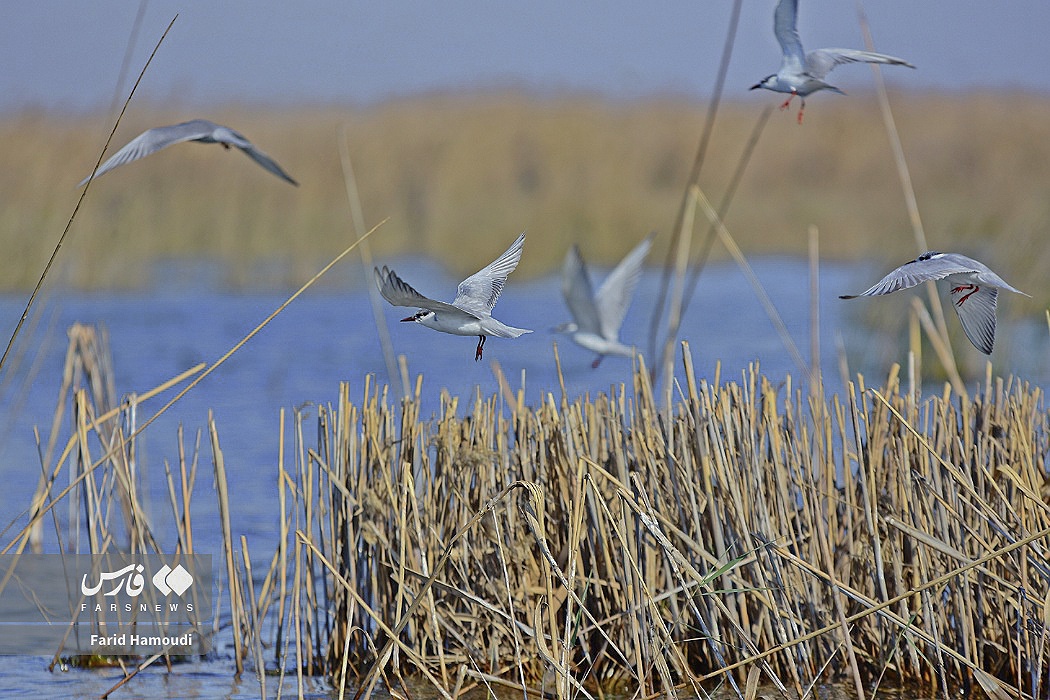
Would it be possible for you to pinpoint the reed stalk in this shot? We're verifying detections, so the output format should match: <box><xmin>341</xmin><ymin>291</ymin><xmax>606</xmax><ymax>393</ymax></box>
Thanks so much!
<box><xmin>0</xmin><ymin>15</ymin><xmax>177</xmax><ymax>376</ymax></box>
<box><xmin>858</xmin><ymin>7</ymin><xmax>965</xmax><ymax>396</ymax></box>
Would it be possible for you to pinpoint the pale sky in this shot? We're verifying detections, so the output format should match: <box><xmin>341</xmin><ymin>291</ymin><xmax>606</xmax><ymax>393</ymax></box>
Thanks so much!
<box><xmin>2</xmin><ymin>1</ymin><xmax>1047</xmax><ymax>112</ymax></box>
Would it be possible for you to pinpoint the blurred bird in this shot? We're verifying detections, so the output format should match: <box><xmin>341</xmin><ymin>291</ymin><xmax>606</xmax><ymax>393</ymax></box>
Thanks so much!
<box><xmin>840</xmin><ymin>251</ymin><xmax>1028</xmax><ymax>355</ymax></box>
<box><xmin>554</xmin><ymin>234</ymin><xmax>652</xmax><ymax>368</ymax></box>
<box><xmin>78</xmin><ymin>119</ymin><xmax>298</xmax><ymax>186</ymax></box>
<box><xmin>375</xmin><ymin>232</ymin><xmax>532</xmax><ymax>361</ymax></box>
<box><xmin>750</xmin><ymin>0</ymin><xmax>914</xmax><ymax>123</ymax></box>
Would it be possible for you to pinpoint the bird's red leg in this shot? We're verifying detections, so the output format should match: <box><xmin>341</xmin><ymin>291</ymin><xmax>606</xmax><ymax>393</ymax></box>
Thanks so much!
<box><xmin>779</xmin><ymin>93</ymin><xmax>795</xmax><ymax>110</ymax></box>
<box><xmin>797</xmin><ymin>98</ymin><xmax>806</xmax><ymax>124</ymax></box>
<box><xmin>475</xmin><ymin>335</ymin><xmax>486</xmax><ymax>361</ymax></box>
<box><xmin>591</xmin><ymin>355</ymin><xmax>603</xmax><ymax>369</ymax></box>
<box><xmin>951</xmin><ymin>284</ymin><xmax>979</xmax><ymax>305</ymax></box>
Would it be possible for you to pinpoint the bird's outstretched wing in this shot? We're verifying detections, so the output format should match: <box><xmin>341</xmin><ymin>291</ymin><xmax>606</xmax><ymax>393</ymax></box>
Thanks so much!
<box><xmin>78</xmin><ymin>120</ymin><xmax>219</xmax><ymax>186</ymax></box>
<box><xmin>951</xmin><ymin>285</ymin><xmax>998</xmax><ymax>355</ymax></box>
<box><xmin>840</xmin><ymin>252</ymin><xmax>977</xmax><ymax>298</ymax></box>
<box><xmin>375</xmin><ymin>266</ymin><xmax>478</xmax><ymax>318</ymax></box>
<box><xmin>452</xmin><ymin>231</ymin><xmax>526</xmax><ymax>315</ymax></box>
<box><xmin>595</xmin><ymin>234</ymin><xmax>652</xmax><ymax>341</ymax></box>
<box><xmin>236</xmin><ymin>142</ymin><xmax>298</xmax><ymax>185</ymax></box>
<box><xmin>773</xmin><ymin>0</ymin><xmax>805</xmax><ymax>74</ymax></box>
<box><xmin>805</xmin><ymin>49</ymin><xmax>914</xmax><ymax>80</ymax></box>
<box><xmin>561</xmin><ymin>245</ymin><xmax>601</xmax><ymax>335</ymax></box>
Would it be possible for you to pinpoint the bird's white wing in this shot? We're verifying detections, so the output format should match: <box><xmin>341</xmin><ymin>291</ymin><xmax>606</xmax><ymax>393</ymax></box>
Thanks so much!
<box><xmin>840</xmin><ymin>253</ymin><xmax>978</xmax><ymax>298</ymax></box>
<box><xmin>375</xmin><ymin>266</ymin><xmax>479</xmax><ymax>318</ymax></box>
<box><xmin>773</xmin><ymin>0</ymin><xmax>806</xmax><ymax>74</ymax></box>
<box><xmin>595</xmin><ymin>235</ymin><xmax>652</xmax><ymax>341</ymax></box>
<box><xmin>78</xmin><ymin>121</ymin><xmax>216</xmax><ymax>186</ymax></box>
<box><xmin>951</xmin><ymin>285</ymin><xmax>998</xmax><ymax>355</ymax></box>
<box><xmin>561</xmin><ymin>246</ymin><xmax>602</xmax><ymax>335</ymax></box>
<box><xmin>452</xmin><ymin>231</ymin><xmax>526</xmax><ymax>315</ymax></box>
<box><xmin>805</xmin><ymin>49</ymin><xmax>914</xmax><ymax>80</ymax></box>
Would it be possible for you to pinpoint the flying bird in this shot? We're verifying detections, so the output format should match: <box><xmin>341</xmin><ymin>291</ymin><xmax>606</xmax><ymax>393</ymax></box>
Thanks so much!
<box><xmin>375</xmin><ymin>232</ymin><xmax>532</xmax><ymax>361</ymax></box>
<box><xmin>78</xmin><ymin>119</ymin><xmax>298</xmax><ymax>186</ymax></box>
<box><xmin>750</xmin><ymin>0</ymin><xmax>914</xmax><ymax>123</ymax></box>
<box><xmin>840</xmin><ymin>252</ymin><xmax>1028</xmax><ymax>355</ymax></box>
<box><xmin>554</xmin><ymin>234</ymin><xmax>652</xmax><ymax>368</ymax></box>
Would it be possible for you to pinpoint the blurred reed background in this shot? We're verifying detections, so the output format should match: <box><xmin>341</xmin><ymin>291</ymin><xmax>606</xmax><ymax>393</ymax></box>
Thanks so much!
<box><xmin>0</xmin><ymin>90</ymin><xmax>1046</xmax><ymax>298</ymax></box>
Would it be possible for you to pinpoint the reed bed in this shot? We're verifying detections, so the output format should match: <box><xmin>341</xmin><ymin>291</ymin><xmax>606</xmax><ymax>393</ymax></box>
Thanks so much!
<box><xmin>257</xmin><ymin>347</ymin><xmax>1050</xmax><ymax>698</ymax></box>
<box><xmin>1</xmin><ymin>324</ymin><xmax>211</xmax><ymax>686</ymax></box>
<box><xmin>7</xmin><ymin>321</ymin><xmax>1049</xmax><ymax>698</ymax></box>
<box><xmin>0</xmin><ymin>92</ymin><xmax>1046</xmax><ymax>295</ymax></box>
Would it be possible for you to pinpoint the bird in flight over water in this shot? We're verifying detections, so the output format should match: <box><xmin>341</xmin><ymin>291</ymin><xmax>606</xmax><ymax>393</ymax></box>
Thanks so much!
<box><xmin>78</xmin><ymin>119</ymin><xmax>298</xmax><ymax>186</ymax></box>
<box><xmin>554</xmin><ymin>234</ymin><xmax>652</xmax><ymax>368</ymax></box>
<box><xmin>750</xmin><ymin>0</ymin><xmax>914</xmax><ymax>123</ymax></box>
<box><xmin>840</xmin><ymin>251</ymin><xmax>1027</xmax><ymax>355</ymax></box>
<box><xmin>375</xmin><ymin>232</ymin><xmax>532</xmax><ymax>361</ymax></box>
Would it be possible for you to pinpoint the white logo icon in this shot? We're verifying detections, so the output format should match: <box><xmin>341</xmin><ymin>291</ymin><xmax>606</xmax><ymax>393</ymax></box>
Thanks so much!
<box><xmin>152</xmin><ymin>564</ymin><xmax>194</xmax><ymax>596</ymax></box>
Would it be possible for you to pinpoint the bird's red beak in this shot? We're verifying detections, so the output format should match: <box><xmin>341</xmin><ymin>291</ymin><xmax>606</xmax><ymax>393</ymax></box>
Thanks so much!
<box><xmin>400</xmin><ymin>315</ymin><xmax>415</xmax><ymax>322</ymax></box>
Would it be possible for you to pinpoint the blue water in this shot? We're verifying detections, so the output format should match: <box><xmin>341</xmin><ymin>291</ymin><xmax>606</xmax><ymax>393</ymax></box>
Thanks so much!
<box><xmin>0</xmin><ymin>257</ymin><xmax>1043</xmax><ymax>696</ymax></box>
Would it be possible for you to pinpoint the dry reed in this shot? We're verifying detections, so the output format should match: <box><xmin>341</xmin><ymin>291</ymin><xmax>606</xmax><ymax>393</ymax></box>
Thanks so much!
<box><xmin>0</xmin><ymin>324</ymin><xmax>212</xmax><ymax>684</ymax></box>
<box><xmin>8</xmin><ymin>321</ymin><xmax>1049</xmax><ymax>698</ymax></box>
<box><xmin>250</xmin><ymin>346</ymin><xmax>1050</xmax><ymax>698</ymax></box>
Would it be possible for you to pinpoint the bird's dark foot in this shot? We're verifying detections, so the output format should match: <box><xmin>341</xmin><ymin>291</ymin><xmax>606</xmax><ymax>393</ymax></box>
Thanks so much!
<box><xmin>591</xmin><ymin>356</ymin><xmax>603</xmax><ymax>369</ymax></box>
<box><xmin>475</xmin><ymin>335</ymin><xmax>486</xmax><ymax>361</ymax></box>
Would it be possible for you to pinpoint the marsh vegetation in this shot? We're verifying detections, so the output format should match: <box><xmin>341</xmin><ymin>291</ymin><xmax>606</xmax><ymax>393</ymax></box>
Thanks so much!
<box><xmin>13</xmin><ymin>326</ymin><xmax>1049</xmax><ymax>698</ymax></box>
<box><xmin>0</xmin><ymin>92</ymin><xmax>1045</xmax><ymax>295</ymax></box>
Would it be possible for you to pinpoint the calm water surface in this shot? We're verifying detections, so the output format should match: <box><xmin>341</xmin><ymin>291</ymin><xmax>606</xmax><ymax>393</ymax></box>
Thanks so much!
<box><xmin>0</xmin><ymin>258</ymin><xmax>1042</xmax><ymax>696</ymax></box>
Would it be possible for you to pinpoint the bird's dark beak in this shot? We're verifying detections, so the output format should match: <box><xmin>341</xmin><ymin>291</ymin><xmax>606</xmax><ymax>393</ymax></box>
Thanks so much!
<box><xmin>749</xmin><ymin>83</ymin><xmax>761</xmax><ymax>90</ymax></box>
<box><xmin>400</xmin><ymin>315</ymin><xmax>415</xmax><ymax>322</ymax></box>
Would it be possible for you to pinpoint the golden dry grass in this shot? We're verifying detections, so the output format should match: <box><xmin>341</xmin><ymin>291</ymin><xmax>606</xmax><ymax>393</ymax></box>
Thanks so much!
<box><xmin>267</xmin><ymin>351</ymin><xmax>1050</xmax><ymax>698</ymax></box>
<box><xmin>0</xmin><ymin>91</ymin><xmax>1047</xmax><ymax>298</ymax></box>
<box><xmin>10</xmin><ymin>319</ymin><xmax>1050</xmax><ymax>697</ymax></box>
